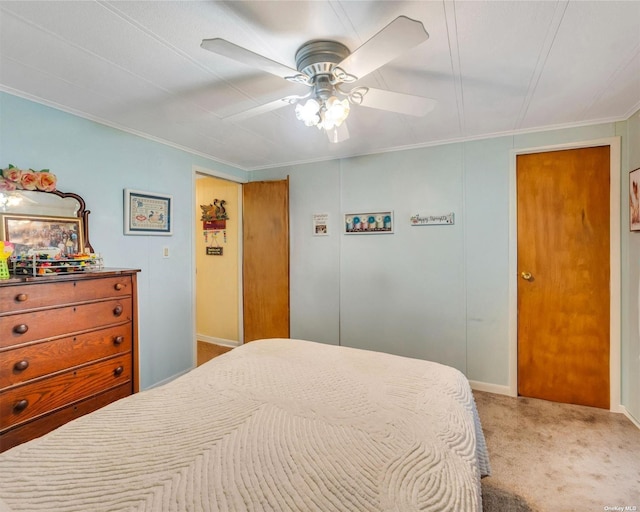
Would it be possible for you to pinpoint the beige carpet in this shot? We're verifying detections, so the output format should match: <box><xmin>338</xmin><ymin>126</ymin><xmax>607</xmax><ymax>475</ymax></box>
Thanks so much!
<box><xmin>197</xmin><ymin>340</ymin><xmax>233</xmax><ymax>366</ymax></box>
<box><xmin>475</xmin><ymin>390</ymin><xmax>640</xmax><ymax>511</ymax></box>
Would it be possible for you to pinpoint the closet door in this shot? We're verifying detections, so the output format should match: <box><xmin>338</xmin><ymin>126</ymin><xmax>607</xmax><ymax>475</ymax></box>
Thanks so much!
<box><xmin>243</xmin><ymin>178</ymin><xmax>290</xmax><ymax>342</ymax></box>
<box><xmin>517</xmin><ymin>147</ymin><xmax>610</xmax><ymax>409</ymax></box>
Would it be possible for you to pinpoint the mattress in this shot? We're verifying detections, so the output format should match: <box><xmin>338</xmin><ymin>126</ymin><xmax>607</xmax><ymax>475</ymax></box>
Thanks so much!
<box><xmin>0</xmin><ymin>338</ymin><xmax>490</xmax><ymax>511</ymax></box>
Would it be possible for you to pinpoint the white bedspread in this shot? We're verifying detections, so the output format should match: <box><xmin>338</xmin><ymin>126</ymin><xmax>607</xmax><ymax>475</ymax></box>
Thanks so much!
<box><xmin>0</xmin><ymin>338</ymin><xmax>490</xmax><ymax>512</ymax></box>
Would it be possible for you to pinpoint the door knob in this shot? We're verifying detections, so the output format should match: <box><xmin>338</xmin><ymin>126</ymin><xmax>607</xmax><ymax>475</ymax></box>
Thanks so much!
<box><xmin>521</xmin><ymin>271</ymin><xmax>533</xmax><ymax>281</ymax></box>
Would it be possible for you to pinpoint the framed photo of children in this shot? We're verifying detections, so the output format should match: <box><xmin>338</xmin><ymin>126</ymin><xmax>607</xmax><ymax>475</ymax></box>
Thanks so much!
<box><xmin>124</xmin><ymin>189</ymin><xmax>173</xmax><ymax>235</ymax></box>
<box><xmin>0</xmin><ymin>214</ymin><xmax>84</xmax><ymax>256</ymax></box>
<box><xmin>630</xmin><ymin>168</ymin><xmax>640</xmax><ymax>231</ymax></box>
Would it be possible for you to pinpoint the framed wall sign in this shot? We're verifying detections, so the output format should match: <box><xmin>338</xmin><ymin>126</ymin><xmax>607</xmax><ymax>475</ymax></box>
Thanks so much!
<box><xmin>124</xmin><ymin>189</ymin><xmax>173</xmax><ymax>235</ymax></box>
<box><xmin>410</xmin><ymin>212</ymin><xmax>455</xmax><ymax>226</ymax></box>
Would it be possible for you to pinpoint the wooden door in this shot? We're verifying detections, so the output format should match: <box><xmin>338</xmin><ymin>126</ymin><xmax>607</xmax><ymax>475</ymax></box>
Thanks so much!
<box><xmin>517</xmin><ymin>146</ymin><xmax>610</xmax><ymax>409</ymax></box>
<box><xmin>243</xmin><ymin>178</ymin><xmax>290</xmax><ymax>342</ymax></box>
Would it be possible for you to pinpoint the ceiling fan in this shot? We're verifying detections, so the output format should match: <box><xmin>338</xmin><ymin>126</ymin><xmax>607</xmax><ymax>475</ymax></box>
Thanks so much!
<box><xmin>201</xmin><ymin>16</ymin><xmax>436</xmax><ymax>143</ymax></box>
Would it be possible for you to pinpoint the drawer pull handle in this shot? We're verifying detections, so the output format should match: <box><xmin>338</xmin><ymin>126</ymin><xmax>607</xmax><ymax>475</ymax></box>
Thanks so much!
<box><xmin>114</xmin><ymin>366</ymin><xmax>124</xmax><ymax>376</ymax></box>
<box><xmin>14</xmin><ymin>360</ymin><xmax>29</xmax><ymax>372</ymax></box>
<box><xmin>13</xmin><ymin>399</ymin><xmax>29</xmax><ymax>413</ymax></box>
<box><xmin>16</xmin><ymin>293</ymin><xmax>28</xmax><ymax>302</ymax></box>
<box><xmin>113</xmin><ymin>305</ymin><xmax>123</xmax><ymax>316</ymax></box>
<box><xmin>13</xmin><ymin>324</ymin><xmax>28</xmax><ymax>335</ymax></box>
<box><xmin>114</xmin><ymin>283</ymin><xmax>124</xmax><ymax>291</ymax></box>
<box><xmin>114</xmin><ymin>335</ymin><xmax>124</xmax><ymax>345</ymax></box>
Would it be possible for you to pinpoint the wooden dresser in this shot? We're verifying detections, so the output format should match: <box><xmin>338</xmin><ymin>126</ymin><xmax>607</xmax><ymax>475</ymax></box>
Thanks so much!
<box><xmin>0</xmin><ymin>269</ymin><xmax>139</xmax><ymax>452</ymax></box>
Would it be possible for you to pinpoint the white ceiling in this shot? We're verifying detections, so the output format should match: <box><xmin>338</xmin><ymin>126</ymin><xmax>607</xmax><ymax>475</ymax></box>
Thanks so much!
<box><xmin>1</xmin><ymin>1</ymin><xmax>639</xmax><ymax>171</ymax></box>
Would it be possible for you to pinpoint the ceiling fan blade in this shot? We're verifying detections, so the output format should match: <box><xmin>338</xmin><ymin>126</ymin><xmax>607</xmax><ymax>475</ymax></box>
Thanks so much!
<box><xmin>224</xmin><ymin>96</ymin><xmax>298</xmax><ymax>122</ymax></box>
<box><xmin>358</xmin><ymin>88</ymin><xmax>436</xmax><ymax>117</ymax></box>
<box><xmin>201</xmin><ymin>38</ymin><xmax>305</xmax><ymax>82</ymax></box>
<box><xmin>326</xmin><ymin>123</ymin><xmax>350</xmax><ymax>143</ymax></box>
<box><xmin>336</xmin><ymin>16</ymin><xmax>429</xmax><ymax>81</ymax></box>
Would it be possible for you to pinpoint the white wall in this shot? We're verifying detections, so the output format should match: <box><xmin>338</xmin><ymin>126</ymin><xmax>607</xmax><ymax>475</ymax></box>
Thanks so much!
<box><xmin>0</xmin><ymin>92</ymin><xmax>247</xmax><ymax>389</ymax></box>
<box><xmin>256</xmin><ymin>121</ymin><xmax>638</xmax><ymax>420</ymax></box>
<box><xmin>287</xmin><ymin>160</ymin><xmax>342</xmax><ymax>345</ymax></box>
<box><xmin>620</xmin><ymin>111</ymin><xmax>640</xmax><ymax>423</ymax></box>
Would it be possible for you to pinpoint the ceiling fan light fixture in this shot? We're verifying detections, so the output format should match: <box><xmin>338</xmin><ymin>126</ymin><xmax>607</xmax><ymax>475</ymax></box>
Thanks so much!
<box><xmin>295</xmin><ymin>99</ymin><xmax>321</xmax><ymax>126</ymax></box>
<box><xmin>295</xmin><ymin>94</ymin><xmax>349</xmax><ymax>131</ymax></box>
<box><xmin>323</xmin><ymin>96</ymin><xmax>350</xmax><ymax>128</ymax></box>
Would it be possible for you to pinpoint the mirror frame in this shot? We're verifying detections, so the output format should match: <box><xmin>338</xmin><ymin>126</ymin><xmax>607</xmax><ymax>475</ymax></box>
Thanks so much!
<box><xmin>35</xmin><ymin>190</ymin><xmax>93</xmax><ymax>253</ymax></box>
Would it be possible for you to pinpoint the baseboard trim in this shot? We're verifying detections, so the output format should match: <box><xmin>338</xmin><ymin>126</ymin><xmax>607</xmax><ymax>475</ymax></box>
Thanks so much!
<box><xmin>621</xmin><ymin>406</ymin><xmax>640</xmax><ymax>430</ymax></box>
<box><xmin>143</xmin><ymin>367</ymin><xmax>192</xmax><ymax>391</ymax></box>
<box><xmin>469</xmin><ymin>380</ymin><xmax>513</xmax><ymax>396</ymax></box>
<box><xmin>197</xmin><ymin>335</ymin><xmax>241</xmax><ymax>348</ymax></box>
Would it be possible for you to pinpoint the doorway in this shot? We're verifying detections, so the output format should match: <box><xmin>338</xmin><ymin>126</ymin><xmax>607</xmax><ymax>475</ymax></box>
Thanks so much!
<box><xmin>195</xmin><ymin>174</ymin><xmax>243</xmax><ymax>348</ymax></box>
<box><xmin>509</xmin><ymin>138</ymin><xmax>621</xmax><ymax>411</ymax></box>
<box><xmin>194</xmin><ymin>172</ymin><xmax>291</xmax><ymax>359</ymax></box>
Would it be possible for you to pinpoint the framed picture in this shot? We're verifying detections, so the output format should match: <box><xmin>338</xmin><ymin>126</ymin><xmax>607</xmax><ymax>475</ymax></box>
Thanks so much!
<box><xmin>0</xmin><ymin>213</ymin><xmax>84</xmax><ymax>256</ymax></box>
<box><xmin>631</xmin><ymin>168</ymin><xmax>640</xmax><ymax>231</ymax></box>
<box><xmin>124</xmin><ymin>189</ymin><xmax>173</xmax><ymax>235</ymax></box>
<box><xmin>313</xmin><ymin>213</ymin><xmax>329</xmax><ymax>236</ymax></box>
<box><xmin>344</xmin><ymin>211</ymin><xmax>394</xmax><ymax>234</ymax></box>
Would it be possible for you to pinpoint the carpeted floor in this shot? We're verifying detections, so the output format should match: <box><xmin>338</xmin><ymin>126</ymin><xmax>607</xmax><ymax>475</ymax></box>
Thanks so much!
<box><xmin>475</xmin><ymin>390</ymin><xmax>640</xmax><ymax>511</ymax></box>
<box><xmin>197</xmin><ymin>341</ymin><xmax>233</xmax><ymax>366</ymax></box>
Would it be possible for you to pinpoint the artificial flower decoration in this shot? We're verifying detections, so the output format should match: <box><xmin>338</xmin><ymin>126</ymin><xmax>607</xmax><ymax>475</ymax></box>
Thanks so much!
<box><xmin>0</xmin><ymin>240</ymin><xmax>13</xmax><ymax>280</ymax></box>
<box><xmin>0</xmin><ymin>164</ymin><xmax>57</xmax><ymax>192</ymax></box>
<box><xmin>0</xmin><ymin>240</ymin><xmax>14</xmax><ymax>258</ymax></box>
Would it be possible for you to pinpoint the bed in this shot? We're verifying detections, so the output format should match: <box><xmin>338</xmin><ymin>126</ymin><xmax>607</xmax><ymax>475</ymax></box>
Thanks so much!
<box><xmin>0</xmin><ymin>338</ymin><xmax>490</xmax><ymax>512</ymax></box>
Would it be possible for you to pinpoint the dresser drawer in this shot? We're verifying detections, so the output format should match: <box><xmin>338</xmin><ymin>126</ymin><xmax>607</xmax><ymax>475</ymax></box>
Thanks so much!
<box><xmin>0</xmin><ymin>297</ymin><xmax>132</xmax><ymax>349</ymax></box>
<box><xmin>0</xmin><ymin>268</ymin><xmax>139</xmax><ymax>450</ymax></box>
<box><xmin>0</xmin><ymin>275</ymin><xmax>134</xmax><ymax>314</ymax></box>
<box><xmin>0</xmin><ymin>354</ymin><xmax>131</xmax><ymax>430</ymax></box>
<box><xmin>0</xmin><ymin>384</ymin><xmax>131</xmax><ymax>452</ymax></box>
<box><xmin>0</xmin><ymin>324</ymin><xmax>132</xmax><ymax>388</ymax></box>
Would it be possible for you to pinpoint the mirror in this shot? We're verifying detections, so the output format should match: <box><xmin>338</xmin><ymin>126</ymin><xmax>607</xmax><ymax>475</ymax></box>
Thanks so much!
<box><xmin>0</xmin><ymin>189</ymin><xmax>93</xmax><ymax>252</ymax></box>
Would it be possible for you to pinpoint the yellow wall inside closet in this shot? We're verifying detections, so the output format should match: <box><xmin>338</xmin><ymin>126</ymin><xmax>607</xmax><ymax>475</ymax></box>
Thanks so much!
<box><xmin>195</xmin><ymin>175</ymin><xmax>240</xmax><ymax>343</ymax></box>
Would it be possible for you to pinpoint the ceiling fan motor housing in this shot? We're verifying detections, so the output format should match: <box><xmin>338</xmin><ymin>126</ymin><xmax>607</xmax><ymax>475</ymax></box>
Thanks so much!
<box><xmin>313</xmin><ymin>76</ymin><xmax>334</xmax><ymax>101</ymax></box>
<box><xmin>295</xmin><ymin>40</ymin><xmax>350</xmax><ymax>79</ymax></box>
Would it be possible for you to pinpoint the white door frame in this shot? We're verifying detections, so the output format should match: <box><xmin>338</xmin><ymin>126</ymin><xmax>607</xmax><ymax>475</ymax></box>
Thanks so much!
<box><xmin>192</xmin><ymin>166</ymin><xmax>248</xmax><ymax>367</ymax></box>
<box><xmin>508</xmin><ymin>137</ymin><xmax>622</xmax><ymax>412</ymax></box>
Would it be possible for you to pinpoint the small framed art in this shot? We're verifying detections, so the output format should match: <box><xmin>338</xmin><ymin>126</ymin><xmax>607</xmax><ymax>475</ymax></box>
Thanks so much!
<box><xmin>344</xmin><ymin>211</ymin><xmax>394</xmax><ymax>234</ymax></box>
<box><xmin>313</xmin><ymin>213</ymin><xmax>329</xmax><ymax>236</ymax></box>
<box><xmin>124</xmin><ymin>189</ymin><xmax>173</xmax><ymax>236</ymax></box>
<box><xmin>630</xmin><ymin>168</ymin><xmax>640</xmax><ymax>231</ymax></box>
